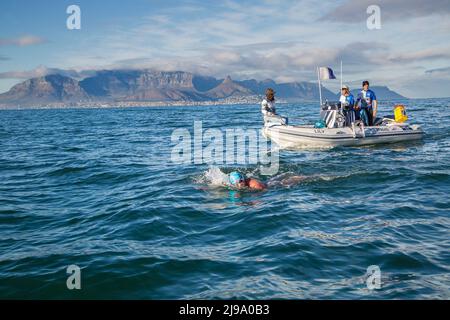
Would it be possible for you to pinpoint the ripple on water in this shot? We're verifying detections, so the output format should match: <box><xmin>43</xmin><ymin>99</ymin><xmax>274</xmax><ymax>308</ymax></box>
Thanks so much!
<box><xmin>0</xmin><ymin>101</ymin><xmax>449</xmax><ymax>299</ymax></box>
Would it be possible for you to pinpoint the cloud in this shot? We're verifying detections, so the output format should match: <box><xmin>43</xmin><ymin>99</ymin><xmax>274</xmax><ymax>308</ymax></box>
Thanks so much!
<box><xmin>59</xmin><ymin>0</ymin><xmax>338</xmax><ymax>69</ymax></box>
<box><xmin>0</xmin><ymin>65</ymin><xmax>95</xmax><ymax>80</ymax></box>
<box><xmin>321</xmin><ymin>0</ymin><xmax>450</xmax><ymax>22</ymax></box>
<box><xmin>101</xmin><ymin>40</ymin><xmax>391</xmax><ymax>84</ymax></box>
<box><xmin>387</xmin><ymin>48</ymin><xmax>450</xmax><ymax>63</ymax></box>
<box><xmin>0</xmin><ymin>35</ymin><xmax>46</xmax><ymax>47</ymax></box>
<box><xmin>425</xmin><ymin>67</ymin><xmax>450</xmax><ymax>74</ymax></box>
<box><xmin>29</xmin><ymin>36</ymin><xmax>390</xmax><ymax>83</ymax></box>
<box><xmin>424</xmin><ymin>67</ymin><xmax>450</xmax><ymax>80</ymax></box>
<box><xmin>1</xmin><ymin>1</ymin><xmax>448</xmax><ymax>98</ymax></box>
<box><xmin>337</xmin><ymin>42</ymin><xmax>390</xmax><ymax>65</ymax></box>
<box><xmin>108</xmin><ymin>44</ymin><xmax>323</xmax><ymax>80</ymax></box>
<box><xmin>0</xmin><ymin>55</ymin><xmax>10</xmax><ymax>61</ymax></box>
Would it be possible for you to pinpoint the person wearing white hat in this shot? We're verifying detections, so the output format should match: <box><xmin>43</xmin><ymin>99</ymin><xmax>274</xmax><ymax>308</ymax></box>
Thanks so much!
<box><xmin>339</xmin><ymin>85</ymin><xmax>355</xmax><ymax>126</ymax></box>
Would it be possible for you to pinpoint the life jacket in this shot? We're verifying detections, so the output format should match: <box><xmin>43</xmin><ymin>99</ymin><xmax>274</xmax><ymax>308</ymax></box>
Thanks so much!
<box><xmin>261</xmin><ymin>99</ymin><xmax>276</xmax><ymax>114</ymax></box>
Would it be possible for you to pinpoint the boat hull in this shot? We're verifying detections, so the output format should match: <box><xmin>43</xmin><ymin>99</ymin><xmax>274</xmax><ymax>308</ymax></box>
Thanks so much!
<box><xmin>263</xmin><ymin>124</ymin><xmax>424</xmax><ymax>148</ymax></box>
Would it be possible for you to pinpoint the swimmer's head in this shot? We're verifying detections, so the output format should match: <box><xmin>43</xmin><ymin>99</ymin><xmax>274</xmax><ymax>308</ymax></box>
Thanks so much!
<box><xmin>229</xmin><ymin>171</ymin><xmax>245</xmax><ymax>187</ymax></box>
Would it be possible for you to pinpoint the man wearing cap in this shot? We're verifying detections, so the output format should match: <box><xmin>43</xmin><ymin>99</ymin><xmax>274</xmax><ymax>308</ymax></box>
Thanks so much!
<box><xmin>356</xmin><ymin>81</ymin><xmax>377</xmax><ymax>126</ymax></box>
<box><xmin>339</xmin><ymin>85</ymin><xmax>355</xmax><ymax>126</ymax></box>
<box><xmin>261</xmin><ymin>88</ymin><xmax>276</xmax><ymax>116</ymax></box>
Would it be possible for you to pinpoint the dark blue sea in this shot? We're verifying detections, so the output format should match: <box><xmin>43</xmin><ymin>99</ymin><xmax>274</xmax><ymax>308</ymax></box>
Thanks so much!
<box><xmin>0</xmin><ymin>99</ymin><xmax>449</xmax><ymax>299</ymax></box>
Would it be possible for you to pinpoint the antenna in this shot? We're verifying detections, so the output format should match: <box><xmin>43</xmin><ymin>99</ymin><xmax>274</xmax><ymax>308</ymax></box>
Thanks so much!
<box><xmin>317</xmin><ymin>67</ymin><xmax>323</xmax><ymax>106</ymax></box>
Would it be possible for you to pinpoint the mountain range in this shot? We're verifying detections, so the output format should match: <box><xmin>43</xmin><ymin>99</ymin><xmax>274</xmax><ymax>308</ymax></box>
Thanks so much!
<box><xmin>349</xmin><ymin>86</ymin><xmax>405</xmax><ymax>100</ymax></box>
<box><xmin>0</xmin><ymin>70</ymin><xmax>406</xmax><ymax>107</ymax></box>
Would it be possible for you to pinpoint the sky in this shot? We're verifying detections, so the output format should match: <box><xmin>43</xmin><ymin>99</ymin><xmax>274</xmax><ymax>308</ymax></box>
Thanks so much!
<box><xmin>0</xmin><ymin>0</ymin><xmax>449</xmax><ymax>98</ymax></box>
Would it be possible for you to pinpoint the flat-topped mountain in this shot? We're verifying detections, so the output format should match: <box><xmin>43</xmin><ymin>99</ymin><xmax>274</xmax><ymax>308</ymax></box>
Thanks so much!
<box><xmin>79</xmin><ymin>70</ymin><xmax>199</xmax><ymax>99</ymax></box>
<box><xmin>0</xmin><ymin>69</ymin><xmax>406</xmax><ymax>107</ymax></box>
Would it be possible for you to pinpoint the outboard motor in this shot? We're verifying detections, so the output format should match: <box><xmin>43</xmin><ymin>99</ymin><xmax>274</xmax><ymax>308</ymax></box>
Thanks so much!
<box><xmin>320</xmin><ymin>101</ymin><xmax>345</xmax><ymax>128</ymax></box>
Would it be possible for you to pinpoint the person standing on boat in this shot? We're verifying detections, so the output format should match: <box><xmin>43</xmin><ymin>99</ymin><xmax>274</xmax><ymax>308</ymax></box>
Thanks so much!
<box><xmin>339</xmin><ymin>85</ymin><xmax>355</xmax><ymax>126</ymax></box>
<box><xmin>261</xmin><ymin>88</ymin><xmax>276</xmax><ymax>116</ymax></box>
<box><xmin>356</xmin><ymin>80</ymin><xmax>377</xmax><ymax>126</ymax></box>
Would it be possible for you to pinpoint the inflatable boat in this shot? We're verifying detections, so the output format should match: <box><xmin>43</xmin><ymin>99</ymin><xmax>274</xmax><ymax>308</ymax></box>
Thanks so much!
<box><xmin>263</xmin><ymin>102</ymin><xmax>424</xmax><ymax>148</ymax></box>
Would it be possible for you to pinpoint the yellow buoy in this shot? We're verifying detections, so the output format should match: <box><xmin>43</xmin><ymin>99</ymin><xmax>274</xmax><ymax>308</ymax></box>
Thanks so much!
<box><xmin>394</xmin><ymin>104</ymin><xmax>408</xmax><ymax>123</ymax></box>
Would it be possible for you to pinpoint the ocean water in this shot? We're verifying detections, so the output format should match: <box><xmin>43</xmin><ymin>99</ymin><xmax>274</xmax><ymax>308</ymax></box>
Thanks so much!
<box><xmin>0</xmin><ymin>99</ymin><xmax>449</xmax><ymax>299</ymax></box>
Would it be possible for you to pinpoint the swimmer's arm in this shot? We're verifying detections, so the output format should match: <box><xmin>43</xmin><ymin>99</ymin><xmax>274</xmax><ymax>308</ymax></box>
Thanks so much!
<box><xmin>248</xmin><ymin>178</ymin><xmax>267</xmax><ymax>190</ymax></box>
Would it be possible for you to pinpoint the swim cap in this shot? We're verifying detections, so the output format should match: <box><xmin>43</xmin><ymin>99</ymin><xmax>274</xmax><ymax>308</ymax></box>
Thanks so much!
<box><xmin>229</xmin><ymin>171</ymin><xmax>244</xmax><ymax>185</ymax></box>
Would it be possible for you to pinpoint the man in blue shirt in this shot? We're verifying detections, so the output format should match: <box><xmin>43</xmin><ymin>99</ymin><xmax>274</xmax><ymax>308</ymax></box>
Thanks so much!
<box><xmin>355</xmin><ymin>80</ymin><xmax>377</xmax><ymax>126</ymax></box>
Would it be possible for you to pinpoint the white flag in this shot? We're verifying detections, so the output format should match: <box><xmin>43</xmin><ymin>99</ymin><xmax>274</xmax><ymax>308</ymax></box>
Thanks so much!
<box><xmin>319</xmin><ymin>67</ymin><xmax>336</xmax><ymax>80</ymax></box>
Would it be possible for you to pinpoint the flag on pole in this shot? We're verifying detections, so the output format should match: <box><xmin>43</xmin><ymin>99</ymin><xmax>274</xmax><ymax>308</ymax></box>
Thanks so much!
<box><xmin>319</xmin><ymin>67</ymin><xmax>336</xmax><ymax>80</ymax></box>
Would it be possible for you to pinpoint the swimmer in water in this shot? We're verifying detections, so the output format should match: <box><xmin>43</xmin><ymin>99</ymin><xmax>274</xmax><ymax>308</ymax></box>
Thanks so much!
<box><xmin>226</xmin><ymin>171</ymin><xmax>267</xmax><ymax>191</ymax></box>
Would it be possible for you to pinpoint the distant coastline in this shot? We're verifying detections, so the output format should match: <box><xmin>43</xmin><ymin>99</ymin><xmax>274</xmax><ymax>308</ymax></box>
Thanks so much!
<box><xmin>0</xmin><ymin>70</ymin><xmax>409</xmax><ymax>109</ymax></box>
<box><xmin>0</xmin><ymin>95</ymin><xmax>263</xmax><ymax>109</ymax></box>
<box><xmin>0</xmin><ymin>97</ymin><xmax>429</xmax><ymax>111</ymax></box>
